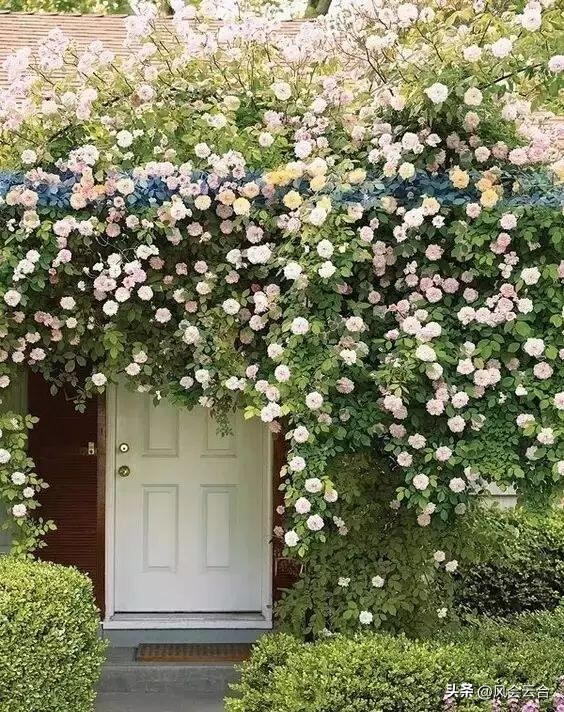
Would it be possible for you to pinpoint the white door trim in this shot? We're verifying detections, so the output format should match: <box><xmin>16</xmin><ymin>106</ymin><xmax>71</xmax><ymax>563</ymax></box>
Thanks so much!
<box><xmin>104</xmin><ymin>385</ymin><xmax>273</xmax><ymax>628</ymax></box>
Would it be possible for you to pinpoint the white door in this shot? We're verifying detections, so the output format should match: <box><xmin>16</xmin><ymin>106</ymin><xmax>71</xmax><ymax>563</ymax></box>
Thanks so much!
<box><xmin>113</xmin><ymin>387</ymin><xmax>268</xmax><ymax>613</ymax></box>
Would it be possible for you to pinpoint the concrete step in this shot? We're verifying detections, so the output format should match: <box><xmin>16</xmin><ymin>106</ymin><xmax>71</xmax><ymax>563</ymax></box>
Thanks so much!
<box><xmin>99</xmin><ymin>649</ymin><xmax>239</xmax><ymax>695</ymax></box>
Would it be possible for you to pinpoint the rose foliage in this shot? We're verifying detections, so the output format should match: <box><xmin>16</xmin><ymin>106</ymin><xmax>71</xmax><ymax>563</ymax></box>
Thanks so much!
<box><xmin>0</xmin><ymin>0</ymin><xmax>562</xmax><ymax>627</ymax></box>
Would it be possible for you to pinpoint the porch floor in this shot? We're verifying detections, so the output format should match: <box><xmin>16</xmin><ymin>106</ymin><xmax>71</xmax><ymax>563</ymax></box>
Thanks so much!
<box><xmin>99</xmin><ymin>648</ymin><xmax>238</xmax><ymax>702</ymax></box>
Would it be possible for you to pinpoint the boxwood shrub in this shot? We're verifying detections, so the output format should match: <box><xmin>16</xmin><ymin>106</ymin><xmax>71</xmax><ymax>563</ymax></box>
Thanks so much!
<box><xmin>456</xmin><ymin>508</ymin><xmax>564</xmax><ymax>617</ymax></box>
<box><xmin>226</xmin><ymin>607</ymin><xmax>564</xmax><ymax>712</ymax></box>
<box><xmin>0</xmin><ymin>557</ymin><xmax>107</xmax><ymax>712</ymax></box>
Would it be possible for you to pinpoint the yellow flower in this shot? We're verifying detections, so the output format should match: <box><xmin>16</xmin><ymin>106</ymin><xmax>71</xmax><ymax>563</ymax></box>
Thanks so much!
<box><xmin>450</xmin><ymin>167</ymin><xmax>470</xmax><ymax>189</ymax></box>
<box><xmin>264</xmin><ymin>168</ymin><xmax>293</xmax><ymax>186</ymax></box>
<box><xmin>233</xmin><ymin>197</ymin><xmax>250</xmax><ymax>215</ymax></box>
<box><xmin>480</xmin><ymin>188</ymin><xmax>499</xmax><ymax>208</ymax></box>
<box><xmin>283</xmin><ymin>191</ymin><xmax>303</xmax><ymax>210</ymax></box>
<box><xmin>550</xmin><ymin>159</ymin><xmax>564</xmax><ymax>183</ymax></box>
<box><xmin>475</xmin><ymin>177</ymin><xmax>493</xmax><ymax>192</ymax></box>
<box><xmin>218</xmin><ymin>189</ymin><xmax>236</xmax><ymax>205</ymax></box>
<box><xmin>380</xmin><ymin>196</ymin><xmax>397</xmax><ymax>213</ymax></box>
<box><xmin>310</xmin><ymin>174</ymin><xmax>326</xmax><ymax>191</ymax></box>
<box><xmin>194</xmin><ymin>195</ymin><xmax>212</xmax><ymax>210</ymax></box>
<box><xmin>347</xmin><ymin>168</ymin><xmax>367</xmax><ymax>185</ymax></box>
<box><xmin>421</xmin><ymin>196</ymin><xmax>441</xmax><ymax>215</ymax></box>
<box><xmin>318</xmin><ymin>196</ymin><xmax>332</xmax><ymax>212</ymax></box>
<box><xmin>286</xmin><ymin>162</ymin><xmax>305</xmax><ymax>180</ymax></box>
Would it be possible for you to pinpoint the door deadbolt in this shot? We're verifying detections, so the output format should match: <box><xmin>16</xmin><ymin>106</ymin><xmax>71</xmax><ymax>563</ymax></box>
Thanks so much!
<box><xmin>118</xmin><ymin>465</ymin><xmax>131</xmax><ymax>478</ymax></box>
<box><xmin>118</xmin><ymin>442</ymin><xmax>130</xmax><ymax>453</ymax></box>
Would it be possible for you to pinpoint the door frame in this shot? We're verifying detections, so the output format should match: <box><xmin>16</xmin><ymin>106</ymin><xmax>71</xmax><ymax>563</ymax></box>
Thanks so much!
<box><xmin>103</xmin><ymin>385</ymin><xmax>273</xmax><ymax>629</ymax></box>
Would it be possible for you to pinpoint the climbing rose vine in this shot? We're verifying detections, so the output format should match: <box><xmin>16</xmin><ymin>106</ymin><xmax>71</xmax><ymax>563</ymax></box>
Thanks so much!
<box><xmin>0</xmin><ymin>0</ymin><xmax>562</xmax><ymax>621</ymax></box>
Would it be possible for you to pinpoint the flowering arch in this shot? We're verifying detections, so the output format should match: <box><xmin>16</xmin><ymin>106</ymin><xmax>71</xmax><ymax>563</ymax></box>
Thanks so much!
<box><xmin>0</xmin><ymin>0</ymin><xmax>562</xmax><ymax>621</ymax></box>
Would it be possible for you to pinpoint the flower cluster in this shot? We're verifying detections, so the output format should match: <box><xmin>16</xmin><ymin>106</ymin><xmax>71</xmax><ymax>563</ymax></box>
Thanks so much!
<box><xmin>0</xmin><ymin>0</ymin><xmax>562</xmax><ymax>585</ymax></box>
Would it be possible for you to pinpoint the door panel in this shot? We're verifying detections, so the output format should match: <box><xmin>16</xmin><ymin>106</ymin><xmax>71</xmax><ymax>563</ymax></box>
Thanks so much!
<box><xmin>114</xmin><ymin>388</ymin><xmax>266</xmax><ymax>613</ymax></box>
<box><xmin>28</xmin><ymin>372</ymin><xmax>105</xmax><ymax>614</ymax></box>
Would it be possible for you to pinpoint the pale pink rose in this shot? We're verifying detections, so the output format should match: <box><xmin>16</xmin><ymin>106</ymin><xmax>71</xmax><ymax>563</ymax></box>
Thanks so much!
<box><xmin>435</xmin><ymin>446</ymin><xmax>452</xmax><ymax>462</ymax></box>
<box><xmin>306</xmin><ymin>514</ymin><xmax>324</xmax><ymax>532</ymax></box>
<box><xmin>426</xmin><ymin>399</ymin><xmax>445</xmax><ymax>416</ymax></box>
<box><xmin>295</xmin><ymin>497</ymin><xmax>311</xmax><ymax>514</ymax></box>
<box><xmin>408</xmin><ymin>434</ymin><xmax>426</xmax><ymax>449</ymax></box>
<box><xmin>533</xmin><ymin>362</ymin><xmax>553</xmax><ymax>380</ymax></box>
<box><xmin>425</xmin><ymin>245</ymin><xmax>443</xmax><ymax>260</ymax></box>
<box><xmin>397</xmin><ymin>452</ymin><xmax>413</xmax><ymax>467</ymax></box>
<box><xmin>412</xmin><ymin>473</ymin><xmax>430</xmax><ymax>491</ymax></box>
<box><xmin>500</xmin><ymin>213</ymin><xmax>517</xmax><ymax>230</ymax></box>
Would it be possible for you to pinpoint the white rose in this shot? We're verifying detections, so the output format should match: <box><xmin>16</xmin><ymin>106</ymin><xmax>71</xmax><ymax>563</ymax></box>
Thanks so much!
<box><xmin>463</xmin><ymin>87</ymin><xmax>483</xmax><ymax>106</ymax></box>
<box><xmin>12</xmin><ymin>504</ymin><xmax>27</xmax><ymax>518</ymax></box>
<box><xmin>222</xmin><ymin>298</ymin><xmax>241</xmax><ymax>315</ymax></box>
<box><xmin>316</xmin><ymin>239</ymin><xmax>334</xmax><ymax>258</ymax></box>
<box><xmin>289</xmin><ymin>456</ymin><xmax>306</xmax><ymax>472</ymax></box>
<box><xmin>463</xmin><ymin>44</ymin><xmax>482</xmax><ymax>62</ymax></box>
<box><xmin>271</xmin><ymin>81</ymin><xmax>291</xmax><ymax>100</ymax></box>
<box><xmin>284</xmin><ymin>262</ymin><xmax>302</xmax><ymax>280</ymax></box>
<box><xmin>412</xmin><ymin>473</ymin><xmax>430</xmax><ymax>491</ymax></box>
<box><xmin>60</xmin><ymin>296</ymin><xmax>76</xmax><ymax>310</ymax></box>
<box><xmin>11</xmin><ymin>471</ymin><xmax>26</xmax><ymax>485</ymax></box>
<box><xmin>183</xmin><ymin>326</ymin><xmax>200</xmax><ymax>345</ymax></box>
<box><xmin>274</xmin><ymin>365</ymin><xmax>291</xmax><ymax>382</ymax></box>
<box><xmin>284</xmin><ymin>530</ymin><xmax>299</xmax><ymax>547</ymax></box>
<box><xmin>294</xmin><ymin>496</ymin><xmax>311</xmax><ymax>514</ymax></box>
<box><xmin>125</xmin><ymin>362</ymin><xmax>141</xmax><ymax>376</ymax></box>
<box><xmin>449</xmin><ymin>478</ymin><xmax>466</xmax><ymax>493</ymax></box>
<box><xmin>293</xmin><ymin>426</ymin><xmax>310</xmax><ymax>444</ymax></box>
<box><xmin>491</xmin><ymin>37</ymin><xmax>513</xmax><ymax>58</ymax></box>
<box><xmin>318</xmin><ymin>262</ymin><xmax>336</xmax><ymax>279</ymax></box>
<box><xmin>415</xmin><ymin>344</ymin><xmax>436</xmax><ymax>362</ymax></box>
<box><xmin>291</xmin><ymin>317</ymin><xmax>310</xmax><ymax>335</ymax></box>
<box><xmin>91</xmin><ymin>373</ymin><xmax>107</xmax><ymax>387</ymax></box>
<box><xmin>305</xmin><ymin>391</ymin><xmax>323</xmax><ymax>410</ymax></box>
<box><xmin>523</xmin><ymin>338</ymin><xmax>545</xmax><ymax>357</ymax></box>
<box><xmin>308</xmin><ymin>206</ymin><xmax>328</xmax><ymax>226</ymax></box>
<box><xmin>424</xmin><ymin>83</ymin><xmax>449</xmax><ymax>104</ymax></box>
<box><xmin>520</xmin><ymin>267</ymin><xmax>541</xmax><ymax>285</ymax></box>
<box><xmin>21</xmin><ymin>149</ymin><xmax>37</xmax><ymax>164</ymax></box>
<box><xmin>4</xmin><ymin>290</ymin><xmax>21</xmax><ymax>307</ymax></box>
<box><xmin>305</xmin><ymin>477</ymin><xmax>322</xmax><ymax>493</ymax></box>
<box><xmin>306</xmin><ymin>514</ymin><xmax>324</xmax><ymax>531</ymax></box>
<box><xmin>103</xmin><ymin>300</ymin><xmax>119</xmax><ymax>316</ymax></box>
<box><xmin>116</xmin><ymin>130</ymin><xmax>134</xmax><ymax>147</ymax></box>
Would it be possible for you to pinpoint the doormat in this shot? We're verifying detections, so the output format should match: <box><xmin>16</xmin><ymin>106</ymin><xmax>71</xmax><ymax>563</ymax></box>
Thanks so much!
<box><xmin>136</xmin><ymin>643</ymin><xmax>252</xmax><ymax>663</ymax></box>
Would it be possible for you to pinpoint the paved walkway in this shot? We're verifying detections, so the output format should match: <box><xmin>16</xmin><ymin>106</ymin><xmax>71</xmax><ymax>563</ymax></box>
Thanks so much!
<box><xmin>96</xmin><ymin>692</ymin><xmax>225</xmax><ymax>712</ymax></box>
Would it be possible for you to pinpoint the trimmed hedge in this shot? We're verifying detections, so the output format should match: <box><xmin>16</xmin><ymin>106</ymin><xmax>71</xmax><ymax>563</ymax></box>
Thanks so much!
<box><xmin>457</xmin><ymin>508</ymin><xmax>564</xmax><ymax>617</ymax></box>
<box><xmin>226</xmin><ymin>607</ymin><xmax>564</xmax><ymax>712</ymax></box>
<box><xmin>0</xmin><ymin>557</ymin><xmax>107</xmax><ymax>712</ymax></box>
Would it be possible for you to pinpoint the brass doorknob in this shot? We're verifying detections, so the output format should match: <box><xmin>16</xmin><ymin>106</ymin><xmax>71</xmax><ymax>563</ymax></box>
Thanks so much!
<box><xmin>118</xmin><ymin>465</ymin><xmax>131</xmax><ymax>478</ymax></box>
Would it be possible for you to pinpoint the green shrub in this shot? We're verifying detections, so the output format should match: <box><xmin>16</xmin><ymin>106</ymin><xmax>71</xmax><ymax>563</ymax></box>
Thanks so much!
<box><xmin>226</xmin><ymin>608</ymin><xmax>564</xmax><ymax>712</ymax></box>
<box><xmin>0</xmin><ymin>557</ymin><xmax>107</xmax><ymax>712</ymax></box>
<box><xmin>276</xmin><ymin>456</ymin><xmax>564</xmax><ymax>638</ymax></box>
<box><xmin>275</xmin><ymin>454</ymin><xmax>496</xmax><ymax>638</ymax></box>
<box><xmin>457</xmin><ymin>508</ymin><xmax>564</xmax><ymax>617</ymax></box>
